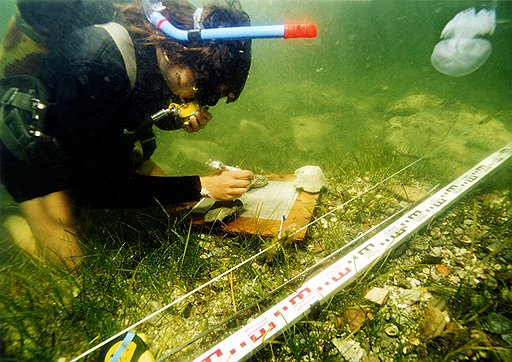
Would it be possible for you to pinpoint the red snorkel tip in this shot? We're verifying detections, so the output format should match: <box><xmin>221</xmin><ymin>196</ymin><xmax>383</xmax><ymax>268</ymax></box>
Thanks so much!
<box><xmin>284</xmin><ymin>22</ymin><xmax>318</xmax><ymax>39</ymax></box>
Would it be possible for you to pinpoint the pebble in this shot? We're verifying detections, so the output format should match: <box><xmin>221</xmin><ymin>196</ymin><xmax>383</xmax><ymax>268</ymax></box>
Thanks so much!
<box><xmin>430</xmin><ymin>227</ymin><xmax>441</xmax><ymax>239</ymax></box>
<box><xmin>385</xmin><ymin>207</ymin><xmax>396</xmax><ymax>215</ymax></box>
<box><xmin>384</xmin><ymin>324</ymin><xmax>399</xmax><ymax>337</ymax></box>
<box><xmin>364</xmin><ymin>287</ymin><xmax>390</xmax><ymax>305</ymax></box>
<box><xmin>407</xmin><ymin>277</ymin><xmax>421</xmax><ymax>288</ymax></box>
<box><xmin>431</xmin><ymin>246</ymin><xmax>443</xmax><ymax>256</ymax></box>
<box><xmin>399</xmin><ymin>201</ymin><xmax>410</xmax><ymax>208</ymax></box>
<box><xmin>332</xmin><ymin>338</ymin><xmax>364</xmax><ymax>362</ymax></box>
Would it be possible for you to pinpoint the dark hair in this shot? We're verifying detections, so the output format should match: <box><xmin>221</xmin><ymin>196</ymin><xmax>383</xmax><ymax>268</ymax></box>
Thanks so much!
<box><xmin>118</xmin><ymin>0</ymin><xmax>251</xmax><ymax>106</ymax></box>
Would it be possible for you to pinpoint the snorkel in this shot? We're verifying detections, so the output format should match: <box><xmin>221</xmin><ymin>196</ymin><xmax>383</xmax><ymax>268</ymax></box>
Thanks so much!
<box><xmin>142</xmin><ymin>0</ymin><xmax>318</xmax><ymax>42</ymax></box>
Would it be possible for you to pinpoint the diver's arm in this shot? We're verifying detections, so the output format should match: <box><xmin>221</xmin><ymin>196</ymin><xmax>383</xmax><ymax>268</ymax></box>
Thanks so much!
<box><xmin>78</xmin><ymin>169</ymin><xmax>253</xmax><ymax>208</ymax></box>
<box><xmin>75</xmin><ymin>173</ymin><xmax>202</xmax><ymax>208</ymax></box>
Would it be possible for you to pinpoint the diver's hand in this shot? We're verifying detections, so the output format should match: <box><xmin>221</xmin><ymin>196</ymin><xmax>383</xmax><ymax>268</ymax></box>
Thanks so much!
<box><xmin>200</xmin><ymin>169</ymin><xmax>254</xmax><ymax>201</ymax></box>
<box><xmin>182</xmin><ymin>107</ymin><xmax>212</xmax><ymax>133</ymax></box>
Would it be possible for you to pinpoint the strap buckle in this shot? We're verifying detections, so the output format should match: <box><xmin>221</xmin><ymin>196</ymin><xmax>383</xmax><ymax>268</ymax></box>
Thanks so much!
<box><xmin>1</xmin><ymin>87</ymin><xmax>48</xmax><ymax>137</ymax></box>
<box><xmin>30</xmin><ymin>97</ymin><xmax>47</xmax><ymax>122</ymax></box>
<box><xmin>1</xmin><ymin>87</ymin><xmax>19</xmax><ymax>106</ymax></box>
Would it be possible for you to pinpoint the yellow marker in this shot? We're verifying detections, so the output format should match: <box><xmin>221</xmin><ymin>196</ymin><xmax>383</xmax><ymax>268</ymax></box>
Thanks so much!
<box><xmin>101</xmin><ymin>332</ymin><xmax>155</xmax><ymax>362</ymax></box>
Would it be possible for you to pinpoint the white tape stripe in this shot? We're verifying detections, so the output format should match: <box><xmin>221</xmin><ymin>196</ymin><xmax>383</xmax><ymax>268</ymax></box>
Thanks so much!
<box><xmin>194</xmin><ymin>143</ymin><xmax>512</xmax><ymax>362</ymax></box>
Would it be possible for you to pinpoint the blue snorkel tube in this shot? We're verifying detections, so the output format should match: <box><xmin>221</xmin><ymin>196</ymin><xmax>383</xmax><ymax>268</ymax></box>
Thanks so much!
<box><xmin>142</xmin><ymin>0</ymin><xmax>317</xmax><ymax>42</ymax></box>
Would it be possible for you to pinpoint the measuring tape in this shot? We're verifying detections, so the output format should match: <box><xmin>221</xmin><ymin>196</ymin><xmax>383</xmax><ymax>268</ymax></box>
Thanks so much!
<box><xmin>194</xmin><ymin>143</ymin><xmax>512</xmax><ymax>361</ymax></box>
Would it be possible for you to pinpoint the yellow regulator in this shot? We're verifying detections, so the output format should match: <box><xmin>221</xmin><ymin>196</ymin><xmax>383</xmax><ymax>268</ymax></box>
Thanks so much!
<box><xmin>168</xmin><ymin>101</ymin><xmax>200</xmax><ymax>120</ymax></box>
<box><xmin>101</xmin><ymin>332</ymin><xmax>155</xmax><ymax>362</ymax></box>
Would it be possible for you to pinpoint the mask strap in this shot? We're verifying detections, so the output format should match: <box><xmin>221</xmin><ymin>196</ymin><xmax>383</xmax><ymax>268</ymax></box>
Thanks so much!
<box><xmin>193</xmin><ymin>8</ymin><xmax>204</xmax><ymax>30</ymax></box>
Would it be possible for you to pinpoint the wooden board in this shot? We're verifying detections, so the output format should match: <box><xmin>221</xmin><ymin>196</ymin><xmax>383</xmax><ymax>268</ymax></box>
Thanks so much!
<box><xmin>191</xmin><ymin>174</ymin><xmax>320</xmax><ymax>241</ymax></box>
<box><xmin>223</xmin><ymin>187</ymin><xmax>319</xmax><ymax>241</ymax></box>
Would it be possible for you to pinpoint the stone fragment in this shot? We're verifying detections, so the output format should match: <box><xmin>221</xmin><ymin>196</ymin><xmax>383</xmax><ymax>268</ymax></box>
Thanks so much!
<box><xmin>204</xmin><ymin>200</ymin><xmax>244</xmax><ymax>223</ymax></box>
<box><xmin>386</xmin><ymin>184</ymin><xmax>428</xmax><ymax>202</ymax></box>
<box><xmin>343</xmin><ymin>307</ymin><xmax>370</xmax><ymax>332</ymax></box>
<box><xmin>293</xmin><ymin>165</ymin><xmax>327</xmax><ymax>193</ymax></box>
<box><xmin>248</xmin><ymin>175</ymin><xmax>268</xmax><ymax>190</ymax></box>
<box><xmin>364</xmin><ymin>287</ymin><xmax>390</xmax><ymax>305</ymax></box>
<box><xmin>418</xmin><ymin>305</ymin><xmax>448</xmax><ymax>340</ymax></box>
<box><xmin>332</xmin><ymin>338</ymin><xmax>365</xmax><ymax>362</ymax></box>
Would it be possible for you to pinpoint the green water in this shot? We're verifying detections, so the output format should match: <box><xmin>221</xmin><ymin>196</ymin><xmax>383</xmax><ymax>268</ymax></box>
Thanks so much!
<box><xmin>1</xmin><ymin>0</ymin><xmax>511</xmax><ymax>178</ymax></box>
<box><xmin>154</xmin><ymin>0</ymin><xmax>512</xmax><ymax>177</ymax></box>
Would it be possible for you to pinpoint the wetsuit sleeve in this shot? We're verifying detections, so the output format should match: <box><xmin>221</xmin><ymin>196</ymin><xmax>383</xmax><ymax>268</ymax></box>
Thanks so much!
<box><xmin>36</xmin><ymin>27</ymin><xmax>203</xmax><ymax>208</ymax></box>
<box><xmin>74</xmin><ymin>174</ymin><xmax>202</xmax><ymax>208</ymax></box>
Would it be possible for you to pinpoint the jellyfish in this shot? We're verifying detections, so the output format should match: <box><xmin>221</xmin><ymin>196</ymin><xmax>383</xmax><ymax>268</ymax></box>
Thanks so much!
<box><xmin>431</xmin><ymin>7</ymin><xmax>496</xmax><ymax>77</ymax></box>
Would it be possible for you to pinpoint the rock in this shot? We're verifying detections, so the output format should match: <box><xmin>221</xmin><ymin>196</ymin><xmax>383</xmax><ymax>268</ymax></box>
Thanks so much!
<box><xmin>343</xmin><ymin>307</ymin><xmax>371</xmax><ymax>332</ymax></box>
<box><xmin>421</xmin><ymin>255</ymin><xmax>443</xmax><ymax>264</ymax></box>
<box><xmin>236</xmin><ymin>119</ymin><xmax>280</xmax><ymax>155</ymax></box>
<box><xmin>293</xmin><ymin>165</ymin><xmax>327</xmax><ymax>193</ymax></box>
<box><xmin>385</xmin><ymin>105</ymin><xmax>512</xmax><ymax>174</ymax></box>
<box><xmin>332</xmin><ymin>338</ymin><xmax>365</xmax><ymax>362</ymax></box>
<box><xmin>248</xmin><ymin>175</ymin><xmax>268</xmax><ymax>190</ymax></box>
<box><xmin>398</xmin><ymin>288</ymin><xmax>428</xmax><ymax>305</ymax></box>
<box><xmin>418</xmin><ymin>305</ymin><xmax>448</xmax><ymax>340</ymax></box>
<box><xmin>152</xmin><ymin>138</ymin><xmax>226</xmax><ymax>173</ymax></box>
<box><xmin>436</xmin><ymin>264</ymin><xmax>450</xmax><ymax>276</ymax></box>
<box><xmin>364</xmin><ymin>287</ymin><xmax>391</xmax><ymax>305</ymax></box>
<box><xmin>204</xmin><ymin>200</ymin><xmax>244</xmax><ymax>223</ymax></box>
<box><xmin>387</xmin><ymin>94</ymin><xmax>444</xmax><ymax>116</ymax></box>
<box><xmin>386</xmin><ymin>184</ymin><xmax>429</xmax><ymax>202</ymax></box>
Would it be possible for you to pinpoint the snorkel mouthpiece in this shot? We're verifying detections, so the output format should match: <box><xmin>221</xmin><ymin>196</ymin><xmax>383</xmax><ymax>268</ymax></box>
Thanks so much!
<box><xmin>142</xmin><ymin>0</ymin><xmax>317</xmax><ymax>42</ymax></box>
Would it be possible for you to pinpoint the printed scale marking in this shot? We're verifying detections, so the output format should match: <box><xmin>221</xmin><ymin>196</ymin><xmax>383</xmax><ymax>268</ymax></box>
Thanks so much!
<box><xmin>195</xmin><ymin>143</ymin><xmax>512</xmax><ymax>362</ymax></box>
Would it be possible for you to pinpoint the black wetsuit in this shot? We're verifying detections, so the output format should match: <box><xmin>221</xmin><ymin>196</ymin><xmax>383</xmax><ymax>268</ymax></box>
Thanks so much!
<box><xmin>0</xmin><ymin>25</ymin><xmax>201</xmax><ymax>207</ymax></box>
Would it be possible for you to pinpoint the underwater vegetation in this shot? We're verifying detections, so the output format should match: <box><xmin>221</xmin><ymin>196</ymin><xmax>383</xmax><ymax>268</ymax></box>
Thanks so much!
<box><xmin>1</xmin><ymin>143</ymin><xmax>511</xmax><ymax>361</ymax></box>
<box><xmin>1</xmin><ymin>0</ymin><xmax>512</xmax><ymax>361</ymax></box>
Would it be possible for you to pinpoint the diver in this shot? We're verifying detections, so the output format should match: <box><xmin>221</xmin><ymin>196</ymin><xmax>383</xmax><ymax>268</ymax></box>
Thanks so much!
<box><xmin>0</xmin><ymin>0</ymin><xmax>254</xmax><ymax>269</ymax></box>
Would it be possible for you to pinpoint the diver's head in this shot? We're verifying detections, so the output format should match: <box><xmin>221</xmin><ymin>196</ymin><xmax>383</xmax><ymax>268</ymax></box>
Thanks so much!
<box><xmin>155</xmin><ymin>56</ymin><xmax>197</xmax><ymax>102</ymax></box>
<box><xmin>121</xmin><ymin>0</ymin><xmax>251</xmax><ymax>106</ymax></box>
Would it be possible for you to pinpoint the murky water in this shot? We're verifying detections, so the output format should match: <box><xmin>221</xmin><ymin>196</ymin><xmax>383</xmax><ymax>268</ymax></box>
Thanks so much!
<box><xmin>1</xmin><ymin>0</ymin><xmax>510</xmax><ymax>180</ymax></box>
<box><xmin>153</xmin><ymin>0</ymin><xmax>512</xmax><ymax>176</ymax></box>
